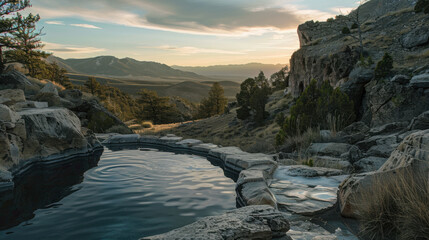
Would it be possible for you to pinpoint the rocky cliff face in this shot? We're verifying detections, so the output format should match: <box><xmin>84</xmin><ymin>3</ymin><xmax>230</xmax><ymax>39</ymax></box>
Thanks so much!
<box><xmin>289</xmin><ymin>0</ymin><xmax>429</xmax><ymax>127</ymax></box>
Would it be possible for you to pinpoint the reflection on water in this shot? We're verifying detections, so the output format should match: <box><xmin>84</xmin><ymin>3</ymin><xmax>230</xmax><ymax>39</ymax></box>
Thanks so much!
<box><xmin>0</xmin><ymin>147</ymin><xmax>236</xmax><ymax>239</ymax></box>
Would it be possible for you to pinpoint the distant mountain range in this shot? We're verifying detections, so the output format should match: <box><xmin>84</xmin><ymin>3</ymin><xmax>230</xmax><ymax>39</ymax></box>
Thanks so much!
<box><xmin>48</xmin><ymin>55</ymin><xmax>285</xmax><ymax>82</ymax></box>
<box><xmin>172</xmin><ymin>63</ymin><xmax>286</xmax><ymax>80</ymax></box>
<box><xmin>47</xmin><ymin>56</ymin><xmax>204</xmax><ymax>79</ymax></box>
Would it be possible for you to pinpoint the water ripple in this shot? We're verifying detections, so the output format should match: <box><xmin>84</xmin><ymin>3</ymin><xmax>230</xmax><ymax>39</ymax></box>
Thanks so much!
<box><xmin>1</xmin><ymin>148</ymin><xmax>236</xmax><ymax>240</ymax></box>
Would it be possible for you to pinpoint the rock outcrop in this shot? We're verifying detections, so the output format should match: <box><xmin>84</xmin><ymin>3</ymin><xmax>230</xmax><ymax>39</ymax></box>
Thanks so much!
<box><xmin>142</xmin><ymin>205</ymin><xmax>292</xmax><ymax>240</ymax></box>
<box><xmin>288</xmin><ymin>0</ymin><xmax>429</xmax><ymax>127</ymax></box>
<box><xmin>0</xmin><ymin>72</ymin><xmax>104</xmax><ymax>186</ymax></box>
<box><xmin>339</xmin><ymin>129</ymin><xmax>429</xmax><ymax>218</ymax></box>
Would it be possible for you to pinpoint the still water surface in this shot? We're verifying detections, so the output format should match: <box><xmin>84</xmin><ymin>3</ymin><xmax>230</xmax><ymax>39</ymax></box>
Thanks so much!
<box><xmin>1</xmin><ymin>147</ymin><xmax>236</xmax><ymax>239</ymax></box>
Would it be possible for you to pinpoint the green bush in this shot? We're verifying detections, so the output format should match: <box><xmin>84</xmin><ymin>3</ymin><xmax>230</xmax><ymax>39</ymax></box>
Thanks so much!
<box><xmin>275</xmin><ymin>112</ymin><xmax>285</xmax><ymax>126</ymax></box>
<box><xmin>327</xmin><ymin>18</ymin><xmax>334</xmax><ymax>22</ymax></box>
<box><xmin>351</xmin><ymin>23</ymin><xmax>359</xmax><ymax>29</ymax></box>
<box><xmin>342</xmin><ymin>27</ymin><xmax>351</xmax><ymax>34</ymax></box>
<box><xmin>375</xmin><ymin>53</ymin><xmax>393</xmax><ymax>79</ymax></box>
<box><xmin>87</xmin><ymin>111</ymin><xmax>115</xmax><ymax>133</ymax></box>
<box><xmin>276</xmin><ymin>80</ymin><xmax>355</xmax><ymax>145</ymax></box>
<box><xmin>415</xmin><ymin>0</ymin><xmax>429</xmax><ymax>13</ymax></box>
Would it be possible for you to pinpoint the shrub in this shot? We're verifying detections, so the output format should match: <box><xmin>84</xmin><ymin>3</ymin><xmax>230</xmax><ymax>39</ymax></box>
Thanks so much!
<box><xmin>87</xmin><ymin>111</ymin><xmax>115</xmax><ymax>133</ymax></box>
<box><xmin>275</xmin><ymin>113</ymin><xmax>285</xmax><ymax>127</ymax></box>
<box><xmin>355</xmin><ymin>169</ymin><xmax>429</xmax><ymax>239</ymax></box>
<box><xmin>374</xmin><ymin>53</ymin><xmax>393</xmax><ymax>79</ymax></box>
<box><xmin>276</xmin><ymin>80</ymin><xmax>355</xmax><ymax>146</ymax></box>
<box><xmin>342</xmin><ymin>27</ymin><xmax>351</xmax><ymax>34</ymax></box>
<box><xmin>351</xmin><ymin>23</ymin><xmax>359</xmax><ymax>29</ymax></box>
<box><xmin>327</xmin><ymin>17</ymin><xmax>334</xmax><ymax>22</ymax></box>
<box><xmin>415</xmin><ymin>0</ymin><xmax>429</xmax><ymax>14</ymax></box>
<box><xmin>142</xmin><ymin>121</ymin><xmax>153</xmax><ymax>128</ymax></box>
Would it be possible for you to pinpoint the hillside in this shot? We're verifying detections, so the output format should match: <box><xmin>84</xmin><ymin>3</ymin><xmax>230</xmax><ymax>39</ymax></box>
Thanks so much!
<box><xmin>173</xmin><ymin>63</ymin><xmax>285</xmax><ymax>82</ymax></box>
<box><xmin>48</xmin><ymin>56</ymin><xmax>207</xmax><ymax>79</ymax></box>
<box><xmin>67</xmin><ymin>73</ymin><xmax>240</xmax><ymax>102</ymax></box>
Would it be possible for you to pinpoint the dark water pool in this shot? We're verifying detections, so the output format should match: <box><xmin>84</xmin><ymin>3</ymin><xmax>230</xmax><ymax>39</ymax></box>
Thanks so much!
<box><xmin>0</xmin><ymin>147</ymin><xmax>236</xmax><ymax>239</ymax></box>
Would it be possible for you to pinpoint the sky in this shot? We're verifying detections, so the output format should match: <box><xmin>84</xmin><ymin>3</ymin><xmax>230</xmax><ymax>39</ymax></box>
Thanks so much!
<box><xmin>26</xmin><ymin>0</ymin><xmax>359</xmax><ymax>66</ymax></box>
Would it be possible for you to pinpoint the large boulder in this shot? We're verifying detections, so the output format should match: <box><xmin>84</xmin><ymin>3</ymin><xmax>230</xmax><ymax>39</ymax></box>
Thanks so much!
<box><xmin>39</xmin><ymin>82</ymin><xmax>59</xmax><ymax>95</ymax></box>
<box><xmin>409</xmin><ymin>110</ymin><xmax>429</xmax><ymax>130</ymax></box>
<box><xmin>18</xmin><ymin>108</ymin><xmax>87</xmax><ymax>158</ymax></box>
<box><xmin>339</xmin><ymin>130</ymin><xmax>429</xmax><ymax>218</ymax></box>
<box><xmin>307</xmin><ymin>142</ymin><xmax>352</xmax><ymax>157</ymax></box>
<box><xmin>0</xmin><ymin>71</ymin><xmax>33</xmax><ymax>92</ymax></box>
<box><xmin>143</xmin><ymin>205</ymin><xmax>291</xmax><ymax>240</ymax></box>
<box><xmin>400</xmin><ymin>26</ymin><xmax>429</xmax><ymax>48</ymax></box>
<box><xmin>361</xmin><ymin>80</ymin><xmax>429</xmax><ymax>127</ymax></box>
<box><xmin>0</xmin><ymin>104</ymin><xmax>20</xmax><ymax>123</ymax></box>
<box><xmin>71</xmin><ymin>99</ymin><xmax>132</xmax><ymax>134</ymax></box>
<box><xmin>409</xmin><ymin>73</ymin><xmax>429</xmax><ymax>88</ymax></box>
<box><xmin>0</xmin><ymin>89</ymin><xmax>25</xmax><ymax>106</ymax></box>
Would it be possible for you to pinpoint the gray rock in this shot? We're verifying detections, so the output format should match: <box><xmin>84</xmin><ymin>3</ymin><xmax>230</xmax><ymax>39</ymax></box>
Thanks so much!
<box><xmin>285</xmin><ymin>165</ymin><xmax>343</xmax><ymax>177</ymax></box>
<box><xmin>400</xmin><ymin>27</ymin><xmax>429</xmax><ymax>48</ymax></box>
<box><xmin>341</xmin><ymin>145</ymin><xmax>363</xmax><ymax>164</ymax></box>
<box><xmin>18</xmin><ymin>108</ymin><xmax>87</xmax><ymax>158</ymax></box>
<box><xmin>409</xmin><ymin>110</ymin><xmax>429</xmax><ymax>130</ymax></box>
<box><xmin>341</xmin><ymin>122</ymin><xmax>370</xmax><ymax>135</ymax></box>
<box><xmin>0</xmin><ymin>89</ymin><xmax>25</xmax><ymax>106</ymax></box>
<box><xmin>339</xmin><ymin>130</ymin><xmax>429</xmax><ymax>218</ymax></box>
<box><xmin>143</xmin><ymin>205</ymin><xmax>291</xmax><ymax>240</ymax></box>
<box><xmin>238</xmin><ymin>181</ymin><xmax>277</xmax><ymax>208</ymax></box>
<box><xmin>12</xmin><ymin>101</ymin><xmax>48</xmax><ymax>111</ymax></box>
<box><xmin>59</xmin><ymin>89</ymin><xmax>82</xmax><ymax>104</ymax></box>
<box><xmin>39</xmin><ymin>82</ymin><xmax>59</xmax><ymax>95</ymax></box>
<box><xmin>307</xmin><ymin>143</ymin><xmax>352</xmax><ymax>157</ymax></box>
<box><xmin>366</xmin><ymin>144</ymin><xmax>394</xmax><ymax>158</ymax></box>
<box><xmin>391</xmin><ymin>75</ymin><xmax>411</xmax><ymax>84</ymax></box>
<box><xmin>341</xmin><ymin>67</ymin><xmax>374</xmax><ymax>112</ymax></box>
<box><xmin>313</xmin><ymin>156</ymin><xmax>352</xmax><ymax>171</ymax></box>
<box><xmin>353</xmin><ymin>156</ymin><xmax>387</xmax><ymax>172</ymax></box>
<box><xmin>356</xmin><ymin>134</ymin><xmax>398</xmax><ymax>151</ymax></box>
<box><xmin>369</xmin><ymin>122</ymin><xmax>408</xmax><ymax>136</ymax></box>
<box><xmin>0</xmin><ymin>104</ymin><xmax>20</xmax><ymax>123</ymax></box>
<box><xmin>0</xmin><ymin>71</ymin><xmax>33</xmax><ymax>91</ymax></box>
<box><xmin>409</xmin><ymin>73</ymin><xmax>429</xmax><ymax>88</ymax></box>
<box><xmin>319</xmin><ymin>130</ymin><xmax>332</xmax><ymax>141</ymax></box>
<box><xmin>0</xmin><ymin>168</ymin><xmax>12</xmax><ymax>182</ymax></box>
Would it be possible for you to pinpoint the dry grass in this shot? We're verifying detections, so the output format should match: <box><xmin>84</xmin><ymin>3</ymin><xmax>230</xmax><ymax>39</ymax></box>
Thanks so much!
<box><xmin>283</xmin><ymin>127</ymin><xmax>321</xmax><ymax>154</ymax></box>
<box><xmin>354</xmin><ymin>169</ymin><xmax>429</xmax><ymax>240</ymax></box>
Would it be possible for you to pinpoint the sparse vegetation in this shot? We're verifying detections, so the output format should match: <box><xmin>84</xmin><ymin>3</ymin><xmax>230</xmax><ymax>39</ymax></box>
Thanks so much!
<box><xmin>355</xmin><ymin>169</ymin><xmax>429</xmax><ymax>240</ymax></box>
<box><xmin>374</xmin><ymin>53</ymin><xmax>393</xmax><ymax>79</ymax></box>
<box><xmin>415</xmin><ymin>0</ymin><xmax>429</xmax><ymax>14</ymax></box>
<box><xmin>276</xmin><ymin>80</ymin><xmax>355</xmax><ymax>146</ymax></box>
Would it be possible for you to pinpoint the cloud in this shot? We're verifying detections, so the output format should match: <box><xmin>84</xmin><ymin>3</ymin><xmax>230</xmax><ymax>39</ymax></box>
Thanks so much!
<box><xmin>45</xmin><ymin>20</ymin><xmax>64</xmax><ymax>25</ymax></box>
<box><xmin>44</xmin><ymin>42</ymin><xmax>106</xmax><ymax>54</ymax></box>
<box><xmin>31</xmin><ymin>0</ymin><xmax>307</xmax><ymax>35</ymax></box>
<box><xmin>154</xmin><ymin>45</ymin><xmax>245</xmax><ymax>55</ymax></box>
<box><xmin>70</xmin><ymin>23</ymin><xmax>102</xmax><ymax>29</ymax></box>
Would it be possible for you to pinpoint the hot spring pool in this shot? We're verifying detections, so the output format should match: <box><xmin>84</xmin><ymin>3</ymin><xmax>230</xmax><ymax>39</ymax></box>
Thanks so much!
<box><xmin>0</xmin><ymin>147</ymin><xmax>237</xmax><ymax>239</ymax></box>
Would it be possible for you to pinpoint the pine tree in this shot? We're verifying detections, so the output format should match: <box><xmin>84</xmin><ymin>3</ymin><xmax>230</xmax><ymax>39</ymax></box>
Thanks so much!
<box><xmin>2</xmin><ymin>12</ymin><xmax>49</xmax><ymax>76</ymax></box>
<box><xmin>84</xmin><ymin>77</ymin><xmax>100</xmax><ymax>95</ymax></box>
<box><xmin>197</xmin><ymin>82</ymin><xmax>228</xmax><ymax>118</ymax></box>
<box><xmin>0</xmin><ymin>0</ymin><xmax>32</xmax><ymax>72</ymax></box>
<box><xmin>137</xmin><ymin>89</ymin><xmax>177</xmax><ymax>124</ymax></box>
